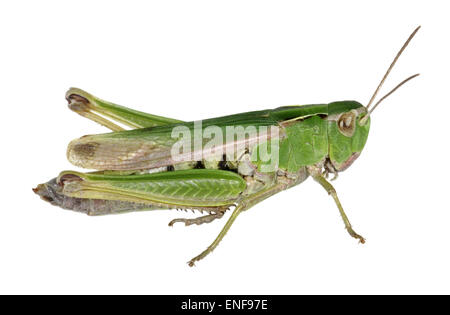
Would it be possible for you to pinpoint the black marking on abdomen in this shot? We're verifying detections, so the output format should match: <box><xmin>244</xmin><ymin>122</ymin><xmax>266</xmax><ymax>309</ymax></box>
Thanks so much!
<box><xmin>194</xmin><ymin>161</ymin><xmax>205</xmax><ymax>169</ymax></box>
<box><xmin>218</xmin><ymin>154</ymin><xmax>238</xmax><ymax>173</ymax></box>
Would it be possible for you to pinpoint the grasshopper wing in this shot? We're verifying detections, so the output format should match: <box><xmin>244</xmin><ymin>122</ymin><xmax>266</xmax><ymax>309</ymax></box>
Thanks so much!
<box><xmin>67</xmin><ymin>110</ymin><xmax>282</xmax><ymax>171</ymax></box>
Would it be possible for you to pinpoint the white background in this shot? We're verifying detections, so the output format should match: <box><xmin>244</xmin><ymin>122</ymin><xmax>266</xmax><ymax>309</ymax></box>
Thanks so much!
<box><xmin>0</xmin><ymin>1</ymin><xmax>448</xmax><ymax>294</ymax></box>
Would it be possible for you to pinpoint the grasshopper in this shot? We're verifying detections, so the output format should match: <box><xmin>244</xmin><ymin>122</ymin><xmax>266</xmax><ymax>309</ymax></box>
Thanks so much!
<box><xmin>34</xmin><ymin>27</ymin><xmax>420</xmax><ymax>266</ymax></box>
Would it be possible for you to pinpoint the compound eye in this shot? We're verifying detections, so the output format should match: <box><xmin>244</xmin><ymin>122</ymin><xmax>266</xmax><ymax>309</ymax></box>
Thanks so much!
<box><xmin>337</xmin><ymin>110</ymin><xmax>356</xmax><ymax>137</ymax></box>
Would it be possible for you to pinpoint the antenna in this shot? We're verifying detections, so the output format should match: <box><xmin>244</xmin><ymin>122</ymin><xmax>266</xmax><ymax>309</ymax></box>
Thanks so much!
<box><xmin>366</xmin><ymin>26</ymin><xmax>421</xmax><ymax>111</ymax></box>
<box><xmin>368</xmin><ymin>73</ymin><xmax>420</xmax><ymax>115</ymax></box>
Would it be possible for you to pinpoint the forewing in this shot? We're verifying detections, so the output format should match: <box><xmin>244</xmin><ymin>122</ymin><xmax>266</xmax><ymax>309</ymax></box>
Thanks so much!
<box><xmin>67</xmin><ymin>111</ymin><xmax>281</xmax><ymax>171</ymax></box>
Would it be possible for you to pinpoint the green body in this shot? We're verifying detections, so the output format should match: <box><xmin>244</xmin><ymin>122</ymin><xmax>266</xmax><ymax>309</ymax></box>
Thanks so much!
<box><xmin>35</xmin><ymin>89</ymin><xmax>370</xmax><ymax>216</ymax></box>
<box><xmin>33</xmin><ymin>88</ymin><xmax>371</xmax><ymax>266</ymax></box>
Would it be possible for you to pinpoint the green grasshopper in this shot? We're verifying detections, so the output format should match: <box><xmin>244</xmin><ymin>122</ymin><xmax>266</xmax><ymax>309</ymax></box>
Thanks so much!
<box><xmin>34</xmin><ymin>27</ymin><xmax>420</xmax><ymax>266</ymax></box>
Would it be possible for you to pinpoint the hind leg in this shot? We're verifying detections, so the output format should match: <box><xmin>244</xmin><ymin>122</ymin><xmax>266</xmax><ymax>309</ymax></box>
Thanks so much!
<box><xmin>168</xmin><ymin>209</ymin><xmax>227</xmax><ymax>227</ymax></box>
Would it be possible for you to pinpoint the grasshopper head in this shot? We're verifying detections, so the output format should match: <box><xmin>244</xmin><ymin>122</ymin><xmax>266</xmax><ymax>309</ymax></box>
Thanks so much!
<box><xmin>327</xmin><ymin>101</ymin><xmax>370</xmax><ymax>172</ymax></box>
<box><xmin>325</xmin><ymin>26</ymin><xmax>422</xmax><ymax>173</ymax></box>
